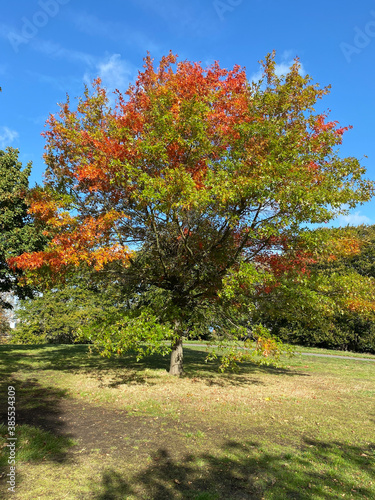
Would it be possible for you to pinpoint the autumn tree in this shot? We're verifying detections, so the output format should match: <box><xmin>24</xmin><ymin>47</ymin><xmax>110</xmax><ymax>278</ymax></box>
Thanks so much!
<box><xmin>344</xmin><ymin>224</ymin><xmax>375</xmax><ymax>279</ymax></box>
<box><xmin>0</xmin><ymin>148</ymin><xmax>46</xmax><ymax>309</ymax></box>
<box><xmin>11</xmin><ymin>52</ymin><xmax>374</xmax><ymax>374</ymax></box>
<box><xmin>253</xmin><ymin>226</ymin><xmax>375</xmax><ymax>352</ymax></box>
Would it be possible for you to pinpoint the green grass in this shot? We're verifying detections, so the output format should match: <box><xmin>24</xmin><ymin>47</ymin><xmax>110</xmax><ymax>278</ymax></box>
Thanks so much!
<box><xmin>184</xmin><ymin>339</ymin><xmax>375</xmax><ymax>359</ymax></box>
<box><xmin>0</xmin><ymin>343</ymin><xmax>374</xmax><ymax>499</ymax></box>
<box><xmin>293</xmin><ymin>344</ymin><xmax>375</xmax><ymax>359</ymax></box>
<box><xmin>0</xmin><ymin>424</ymin><xmax>76</xmax><ymax>465</ymax></box>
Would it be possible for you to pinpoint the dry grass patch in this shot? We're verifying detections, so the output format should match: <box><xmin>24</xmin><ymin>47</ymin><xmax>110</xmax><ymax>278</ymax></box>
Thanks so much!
<box><xmin>0</xmin><ymin>344</ymin><xmax>374</xmax><ymax>499</ymax></box>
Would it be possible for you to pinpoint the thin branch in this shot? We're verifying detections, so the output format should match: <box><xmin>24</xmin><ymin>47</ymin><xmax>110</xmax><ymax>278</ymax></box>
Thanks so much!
<box><xmin>147</xmin><ymin>206</ymin><xmax>168</xmax><ymax>275</ymax></box>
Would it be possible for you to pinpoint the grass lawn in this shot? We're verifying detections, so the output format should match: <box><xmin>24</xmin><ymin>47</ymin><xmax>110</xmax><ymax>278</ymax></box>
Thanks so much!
<box><xmin>0</xmin><ymin>343</ymin><xmax>374</xmax><ymax>499</ymax></box>
<box><xmin>184</xmin><ymin>340</ymin><xmax>375</xmax><ymax>359</ymax></box>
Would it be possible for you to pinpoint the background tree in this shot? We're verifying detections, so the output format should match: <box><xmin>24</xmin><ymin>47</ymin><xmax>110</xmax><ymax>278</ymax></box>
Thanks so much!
<box><xmin>0</xmin><ymin>306</ymin><xmax>10</xmax><ymax>343</ymax></box>
<box><xmin>344</xmin><ymin>225</ymin><xmax>375</xmax><ymax>279</ymax></box>
<box><xmin>0</xmin><ymin>148</ymin><xmax>46</xmax><ymax>309</ymax></box>
<box><xmin>10</xmin><ymin>274</ymin><xmax>124</xmax><ymax>344</ymax></box>
<box><xmin>255</xmin><ymin>226</ymin><xmax>375</xmax><ymax>352</ymax></box>
<box><xmin>11</xmin><ymin>52</ymin><xmax>374</xmax><ymax>374</ymax></box>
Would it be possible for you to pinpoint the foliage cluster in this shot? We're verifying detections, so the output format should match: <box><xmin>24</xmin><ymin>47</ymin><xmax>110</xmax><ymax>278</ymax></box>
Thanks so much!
<box><xmin>0</xmin><ymin>307</ymin><xmax>10</xmax><ymax>343</ymax></box>
<box><xmin>257</xmin><ymin>225</ymin><xmax>375</xmax><ymax>353</ymax></box>
<box><xmin>0</xmin><ymin>148</ymin><xmax>46</xmax><ymax>308</ymax></box>
<box><xmin>10</xmin><ymin>277</ymin><xmax>123</xmax><ymax>344</ymax></box>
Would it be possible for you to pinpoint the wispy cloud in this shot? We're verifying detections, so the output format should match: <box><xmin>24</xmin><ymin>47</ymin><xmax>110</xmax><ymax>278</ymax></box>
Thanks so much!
<box><xmin>68</xmin><ymin>11</ymin><xmax>160</xmax><ymax>54</ymax></box>
<box><xmin>129</xmin><ymin>0</ymin><xmax>214</xmax><ymax>38</ymax></box>
<box><xmin>0</xmin><ymin>127</ymin><xmax>19</xmax><ymax>149</ymax></box>
<box><xmin>0</xmin><ymin>13</ymin><xmax>143</xmax><ymax>95</ymax></box>
<box><xmin>31</xmin><ymin>38</ymin><xmax>95</xmax><ymax>66</ymax></box>
<box><xmin>0</xmin><ymin>22</ymin><xmax>95</xmax><ymax>67</ymax></box>
<box><xmin>70</xmin><ymin>12</ymin><xmax>113</xmax><ymax>38</ymax></box>
<box><xmin>275</xmin><ymin>61</ymin><xmax>305</xmax><ymax>77</ymax></box>
<box><xmin>25</xmin><ymin>69</ymin><xmax>81</xmax><ymax>93</ymax></box>
<box><xmin>84</xmin><ymin>54</ymin><xmax>135</xmax><ymax>94</ymax></box>
<box><xmin>24</xmin><ymin>37</ymin><xmax>135</xmax><ymax>95</ymax></box>
<box><xmin>336</xmin><ymin>211</ymin><xmax>373</xmax><ymax>226</ymax></box>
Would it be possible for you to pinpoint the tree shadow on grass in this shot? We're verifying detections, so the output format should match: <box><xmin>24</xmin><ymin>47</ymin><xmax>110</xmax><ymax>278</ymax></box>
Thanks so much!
<box><xmin>0</xmin><ymin>376</ymin><xmax>70</xmax><ymax>433</ymax></box>
<box><xmin>0</xmin><ymin>344</ymin><xmax>307</xmax><ymax>390</ymax></box>
<box><xmin>183</xmin><ymin>348</ymin><xmax>309</xmax><ymax>387</ymax></box>
<box><xmin>91</xmin><ymin>438</ymin><xmax>375</xmax><ymax>500</ymax></box>
<box><xmin>102</xmin><ymin>349</ymin><xmax>276</xmax><ymax>389</ymax></box>
<box><xmin>0</xmin><ymin>344</ymin><xmax>153</xmax><ymax>388</ymax></box>
<box><xmin>0</xmin><ymin>344</ymin><xmax>113</xmax><ymax>374</ymax></box>
<box><xmin>0</xmin><ymin>376</ymin><xmax>75</xmax><ymax>478</ymax></box>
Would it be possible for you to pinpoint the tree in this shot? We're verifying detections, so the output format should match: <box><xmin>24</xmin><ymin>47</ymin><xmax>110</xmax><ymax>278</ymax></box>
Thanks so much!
<box><xmin>0</xmin><ymin>148</ymin><xmax>46</xmax><ymax>309</ymax></box>
<box><xmin>344</xmin><ymin>225</ymin><xmax>375</xmax><ymax>279</ymax></box>
<box><xmin>255</xmin><ymin>226</ymin><xmax>375</xmax><ymax>352</ymax></box>
<box><xmin>0</xmin><ymin>306</ymin><xmax>10</xmax><ymax>343</ymax></box>
<box><xmin>10</xmin><ymin>276</ymin><xmax>124</xmax><ymax>344</ymax></box>
<box><xmin>10</xmin><ymin>52</ymin><xmax>374</xmax><ymax>374</ymax></box>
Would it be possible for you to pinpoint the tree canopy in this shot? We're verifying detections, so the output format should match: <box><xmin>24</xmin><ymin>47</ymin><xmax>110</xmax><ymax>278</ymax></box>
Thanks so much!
<box><xmin>10</xmin><ymin>52</ymin><xmax>374</xmax><ymax>374</ymax></box>
<box><xmin>254</xmin><ymin>225</ymin><xmax>375</xmax><ymax>352</ymax></box>
<box><xmin>10</xmin><ymin>275</ymin><xmax>124</xmax><ymax>345</ymax></box>
<box><xmin>0</xmin><ymin>148</ymin><xmax>46</xmax><ymax>308</ymax></box>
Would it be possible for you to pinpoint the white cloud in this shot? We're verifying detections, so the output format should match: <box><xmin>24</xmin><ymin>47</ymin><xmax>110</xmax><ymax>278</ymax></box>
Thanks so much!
<box><xmin>84</xmin><ymin>54</ymin><xmax>135</xmax><ymax>93</ymax></box>
<box><xmin>0</xmin><ymin>127</ymin><xmax>18</xmax><ymax>149</ymax></box>
<box><xmin>27</xmin><ymin>41</ymin><xmax>135</xmax><ymax>96</ymax></box>
<box><xmin>275</xmin><ymin>61</ymin><xmax>305</xmax><ymax>77</ymax></box>
<box><xmin>30</xmin><ymin>40</ymin><xmax>134</xmax><ymax>92</ymax></box>
<box><xmin>336</xmin><ymin>211</ymin><xmax>373</xmax><ymax>226</ymax></box>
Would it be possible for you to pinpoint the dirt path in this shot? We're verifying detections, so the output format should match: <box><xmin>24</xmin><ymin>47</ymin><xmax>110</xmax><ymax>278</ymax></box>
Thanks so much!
<box><xmin>14</xmin><ymin>396</ymin><xmax>189</xmax><ymax>461</ymax></box>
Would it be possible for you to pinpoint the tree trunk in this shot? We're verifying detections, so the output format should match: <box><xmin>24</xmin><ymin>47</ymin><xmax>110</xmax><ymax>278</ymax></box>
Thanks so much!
<box><xmin>169</xmin><ymin>336</ymin><xmax>184</xmax><ymax>376</ymax></box>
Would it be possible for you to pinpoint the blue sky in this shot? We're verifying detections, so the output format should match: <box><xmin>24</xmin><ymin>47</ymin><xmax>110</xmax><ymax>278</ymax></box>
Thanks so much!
<box><xmin>0</xmin><ymin>0</ymin><xmax>374</xmax><ymax>226</ymax></box>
